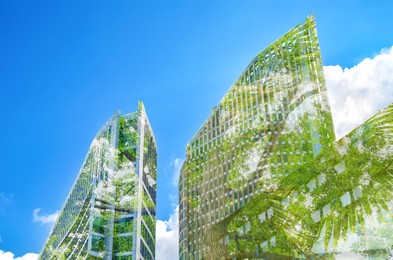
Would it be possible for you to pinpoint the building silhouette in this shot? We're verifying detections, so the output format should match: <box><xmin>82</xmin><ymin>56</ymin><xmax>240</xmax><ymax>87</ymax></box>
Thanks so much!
<box><xmin>179</xmin><ymin>16</ymin><xmax>393</xmax><ymax>259</ymax></box>
<box><xmin>40</xmin><ymin>102</ymin><xmax>157</xmax><ymax>260</ymax></box>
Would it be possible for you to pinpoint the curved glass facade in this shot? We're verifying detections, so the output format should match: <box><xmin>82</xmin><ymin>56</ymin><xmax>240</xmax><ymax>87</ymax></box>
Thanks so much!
<box><xmin>40</xmin><ymin>102</ymin><xmax>157</xmax><ymax>260</ymax></box>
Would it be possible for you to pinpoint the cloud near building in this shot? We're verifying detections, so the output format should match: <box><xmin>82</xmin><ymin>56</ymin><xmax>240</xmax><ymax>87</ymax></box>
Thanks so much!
<box><xmin>324</xmin><ymin>46</ymin><xmax>393</xmax><ymax>139</ymax></box>
<box><xmin>156</xmin><ymin>206</ymin><xmax>179</xmax><ymax>260</ymax></box>
<box><xmin>32</xmin><ymin>208</ymin><xmax>59</xmax><ymax>225</ymax></box>
<box><xmin>0</xmin><ymin>251</ymin><xmax>38</xmax><ymax>260</ymax></box>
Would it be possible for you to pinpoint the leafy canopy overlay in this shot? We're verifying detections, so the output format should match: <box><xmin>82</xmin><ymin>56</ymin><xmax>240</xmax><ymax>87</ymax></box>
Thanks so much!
<box><xmin>179</xmin><ymin>15</ymin><xmax>393</xmax><ymax>260</ymax></box>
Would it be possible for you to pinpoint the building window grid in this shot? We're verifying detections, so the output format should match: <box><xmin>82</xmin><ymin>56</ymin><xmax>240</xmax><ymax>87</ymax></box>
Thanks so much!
<box><xmin>178</xmin><ymin>18</ymin><xmax>340</xmax><ymax>260</ymax></box>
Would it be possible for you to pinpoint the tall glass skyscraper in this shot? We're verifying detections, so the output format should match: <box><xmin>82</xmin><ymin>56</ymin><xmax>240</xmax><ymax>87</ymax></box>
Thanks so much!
<box><xmin>179</xmin><ymin>16</ymin><xmax>393</xmax><ymax>259</ymax></box>
<box><xmin>40</xmin><ymin>102</ymin><xmax>157</xmax><ymax>260</ymax></box>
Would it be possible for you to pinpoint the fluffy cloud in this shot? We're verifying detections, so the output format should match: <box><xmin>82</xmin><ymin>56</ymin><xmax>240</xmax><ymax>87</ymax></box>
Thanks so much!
<box><xmin>155</xmin><ymin>158</ymin><xmax>182</xmax><ymax>259</ymax></box>
<box><xmin>32</xmin><ymin>208</ymin><xmax>59</xmax><ymax>225</ymax></box>
<box><xmin>171</xmin><ymin>158</ymin><xmax>184</xmax><ymax>187</ymax></box>
<box><xmin>324</xmin><ymin>46</ymin><xmax>393</xmax><ymax>139</ymax></box>
<box><xmin>156</xmin><ymin>206</ymin><xmax>179</xmax><ymax>260</ymax></box>
<box><xmin>0</xmin><ymin>251</ymin><xmax>38</xmax><ymax>260</ymax></box>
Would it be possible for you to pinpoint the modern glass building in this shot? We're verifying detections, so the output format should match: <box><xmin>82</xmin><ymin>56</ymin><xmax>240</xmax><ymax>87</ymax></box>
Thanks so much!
<box><xmin>179</xmin><ymin>16</ymin><xmax>393</xmax><ymax>259</ymax></box>
<box><xmin>40</xmin><ymin>102</ymin><xmax>157</xmax><ymax>260</ymax></box>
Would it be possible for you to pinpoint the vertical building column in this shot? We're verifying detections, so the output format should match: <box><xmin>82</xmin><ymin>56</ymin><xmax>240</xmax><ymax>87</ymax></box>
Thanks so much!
<box><xmin>134</xmin><ymin>103</ymin><xmax>146</xmax><ymax>259</ymax></box>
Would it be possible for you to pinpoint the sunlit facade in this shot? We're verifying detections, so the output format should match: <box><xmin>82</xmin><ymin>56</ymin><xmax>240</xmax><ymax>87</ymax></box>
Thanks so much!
<box><xmin>40</xmin><ymin>102</ymin><xmax>157</xmax><ymax>260</ymax></box>
<box><xmin>179</xmin><ymin>16</ymin><xmax>393</xmax><ymax>259</ymax></box>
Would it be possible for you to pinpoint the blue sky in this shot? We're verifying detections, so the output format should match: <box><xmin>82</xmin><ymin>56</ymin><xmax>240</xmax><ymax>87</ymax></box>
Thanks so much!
<box><xmin>1</xmin><ymin>1</ymin><xmax>393</xmax><ymax>258</ymax></box>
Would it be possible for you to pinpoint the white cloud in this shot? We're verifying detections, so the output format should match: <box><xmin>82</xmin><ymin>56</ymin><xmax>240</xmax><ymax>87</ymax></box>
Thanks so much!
<box><xmin>324</xmin><ymin>46</ymin><xmax>393</xmax><ymax>139</ymax></box>
<box><xmin>32</xmin><ymin>208</ymin><xmax>59</xmax><ymax>225</ymax></box>
<box><xmin>0</xmin><ymin>251</ymin><xmax>38</xmax><ymax>260</ymax></box>
<box><xmin>156</xmin><ymin>206</ymin><xmax>179</xmax><ymax>260</ymax></box>
<box><xmin>171</xmin><ymin>158</ymin><xmax>184</xmax><ymax>186</ymax></box>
